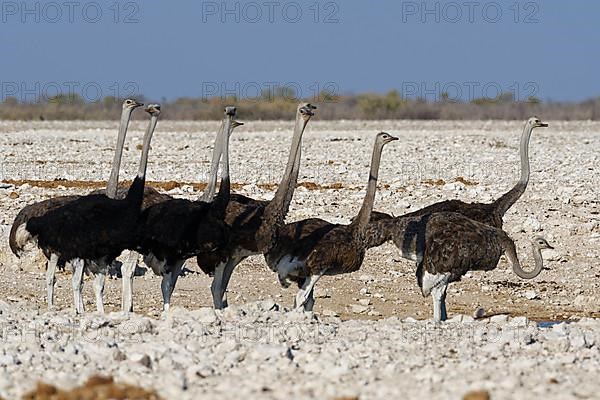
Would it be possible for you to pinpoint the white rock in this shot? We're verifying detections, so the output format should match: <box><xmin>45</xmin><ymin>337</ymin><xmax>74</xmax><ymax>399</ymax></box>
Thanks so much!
<box><xmin>524</xmin><ymin>290</ymin><xmax>539</xmax><ymax>300</ymax></box>
<box><xmin>350</xmin><ymin>305</ymin><xmax>369</xmax><ymax>314</ymax></box>
<box><xmin>490</xmin><ymin>314</ymin><xmax>509</xmax><ymax>324</ymax></box>
<box><xmin>358</xmin><ymin>299</ymin><xmax>371</xmax><ymax>306</ymax></box>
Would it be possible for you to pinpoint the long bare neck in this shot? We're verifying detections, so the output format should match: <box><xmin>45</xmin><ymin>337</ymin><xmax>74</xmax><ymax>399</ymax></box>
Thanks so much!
<box><xmin>504</xmin><ymin>240</ymin><xmax>544</xmax><ymax>279</ymax></box>
<box><xmin>493</xmin><ymin>123</ymin><xmax>534</xmax><ymax>216</ymax></box>
<box><xmin>136</xmin><ymin>115</ymin><xmax>158</xmax><ymax>180</ymax></box>
<box><xmin>213</xmin><ymin>119</ymin><xmax>232</xmax><ymax>213</ymax></box>
<box><xmin>126</xmin><ymin>114</ymin><xmax>157</xmax><ymax>205</ymax></box>
<box><xmin>200</xmin><ymin>120</ymin><xmax>225</xmax><ymax>202</ymax></box>
<box><xmin>352</xmin><ymin>142</ymin><xmax>385</xmax><ymax>231</ymax></box>
<box><xmin>106</xmin><ymin>108</ymin><xmax>133</xmax><ymax>198</ymax></box>
<box><xmin>283</xmin><ymin>141</ymin><xmax>302</xmax><ymax>212</ymax></box>
<box><xmin>266</xmin><ymin>115</ymin><xmax>308</xmax><ymax>216</ymax></box>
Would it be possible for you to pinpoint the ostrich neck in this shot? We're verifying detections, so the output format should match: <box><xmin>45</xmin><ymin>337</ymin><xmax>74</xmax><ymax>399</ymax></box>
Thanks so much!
<box><xmin>200</xmin><ymin>120</ymin><xmax>225</xmax><ymax>202</ymax></box>
<box><xmin>283</xmin><ymin>143</ymin><xmax>302</xmax><ymax>212</ymax></box>
<box><xmin>106</xmin><ymin>108</ymin><xmax>133</xmax><ymax>199</ymax></box>
<box><xmin>506</xmin><ymin>239</ymin><xmax>544</xmax><ymax>280</ymax></box>
<box><xmin>136</xmin><ymin>115</ymin><xmax>158</xmax><ymax>179</ymax></box>
<box><xmin>532</xmin><ymin>244</ymin><xmax>544</xmax><ymax>272</ymax></box>
<box><xmin>266</xmin><ymin>116</ymin><xmax>308</xmax><ymax>217</ymax></box>
<box><xmin>353</xmin><ymin>142</ymin><xmax>385</xmax><ymax>231</ymax></box>
<box><xmin>494</xmin><ymin>123</ymin><xmax>533</xmax><ymax>216</ymax></box>
<box><xmin>214</xmin><ymin>119</ymin><xmax>232</xmax><ymax>211</ymax></box>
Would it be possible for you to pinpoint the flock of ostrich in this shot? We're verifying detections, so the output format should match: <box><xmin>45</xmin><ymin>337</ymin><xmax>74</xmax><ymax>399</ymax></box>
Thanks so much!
<box><xmin>8</xmin><ymin>100</ymin><xmax>554</xmax><ymax>323</ymax></box>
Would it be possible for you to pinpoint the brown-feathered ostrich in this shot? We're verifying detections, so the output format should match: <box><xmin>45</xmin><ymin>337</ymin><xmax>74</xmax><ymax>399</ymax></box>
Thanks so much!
<box><xmin>24</xmin><ymin>104</ymin><xmax>161</xmax><ymax>314</ymax></box>
<box><xmin>196</xmin><ymin>103</ymin><xmax>316</xmax><ymax>309</ymax></box>
<box><xmin>136</xmin><ymin>107</ymin><xmax>243</xmax><ymax>311</ymax></box>
<box><xmin>370</xmin><ymin>212</ymin><xmax>553</xmax><ymax>322</ymax></box>
<box><xmin>9</xmin><ymin>99</ymin><xmax>144</xmax><ymax>309</ymax></box>
<box><xmin>265</xmin><ymin>132</ymin><xmax>398</xmax><ymax>311</ymax></box>
<box><xmin>367</xmin><ymin>117</ymin><xmax>548</xmax><ymax>229</ymax></box>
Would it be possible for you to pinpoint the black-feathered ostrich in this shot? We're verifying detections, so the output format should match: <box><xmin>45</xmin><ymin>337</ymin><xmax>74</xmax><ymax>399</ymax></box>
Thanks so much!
<box><xmin>119</xmin><ymin>107</ymin><xmax>238</xmax><ymax>312</ymax></box>
<box><xmin>265</xmin><ymin>132</ymin><xmax>398</xmax><ymax>311</ymax></box>
<box><xmin>196</xmin><ymin>103</ymin><xmax>316</xmax><ymax>310</ymax></box>
<box><xmin>25</xmin><ymin>104</ymin><xmax>161</xmax><ymax>313</ymax></box>
<box><xmin>136</xmin><ymin>107</ymin><xmax>243</xmax><ymax>311</ymax></box>
<box><xmin>9</xmin><ymin>98</ymin><xmax>144</xmax><ymax>309</ymax></box>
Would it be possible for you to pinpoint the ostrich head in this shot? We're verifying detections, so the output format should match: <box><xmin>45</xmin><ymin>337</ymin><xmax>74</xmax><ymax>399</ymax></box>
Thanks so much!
<box><xmin>298</xmin><ymin>103</ymin><xmax>317</xmax><ymax>121</ymax></box>
<box><xmin>376</xmin><ymin>131</ymin><xmax>399</xmax><ymax>146</ymax></box>
<box><xmin>532</xmin><ymin>236</ymin><xmax>554</xmax><ymax>250</ymax></box>
<box><xmin>145</xmin><ymin>104</ymin><xmax>161</xmax><ymax>116</ymax></box>
<box><xmin>224</xmin><ymin>106</ymin><xmax>237</xmax><ymax>117</ymax></box>
<box><xmin>527</xmin><ymin>116</ymin><xmax>548</xmax><ymax>128</ymax></box>
<box><xmin>122</xmin><ymin>98</ymin><xmax>144</xmax><ymax>110</ymax></box>
<box><xmin>223</xmin><ymin>106</ymin><xmax>243</xmax><ymax>128</ymax></box>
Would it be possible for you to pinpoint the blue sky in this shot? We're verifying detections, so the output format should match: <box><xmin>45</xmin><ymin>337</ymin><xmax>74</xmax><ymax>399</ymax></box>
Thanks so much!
<box><xmin>1</xmin><ymin>0</ymin><xmax>598</xmax><ymax>102</ymax></box>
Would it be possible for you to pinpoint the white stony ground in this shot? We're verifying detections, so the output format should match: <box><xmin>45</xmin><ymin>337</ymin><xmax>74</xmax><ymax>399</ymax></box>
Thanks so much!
<box><xmin>0</xmin><ymin>119</ymin><xmax>598</xmax><ymax>398</ymax></box>
<box><xmin>0</xmin><ymin>301</ymin><xmax>598</xmax><ymax>399</ymax></box>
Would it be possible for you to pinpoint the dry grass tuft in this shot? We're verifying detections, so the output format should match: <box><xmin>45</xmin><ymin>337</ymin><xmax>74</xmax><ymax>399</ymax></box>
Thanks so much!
<box><xmin>463</xmin><ymin>389</ymin><xmax>491</xmax><ymax>400</ymax></box>
<box><xmin>22</xmin><ymin>375</ymin><xmax>162</xmax><ymax>400</ymax></box>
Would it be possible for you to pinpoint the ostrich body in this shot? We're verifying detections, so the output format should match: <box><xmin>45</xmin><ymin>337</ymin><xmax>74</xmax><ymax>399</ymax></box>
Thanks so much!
<box><xmin>9</xmin><ymin>99</ymin><xmax>144</xmax><ymax>309</ymax></box>
<box><xmin>265</xmin><ymin>132</ymin><xmax>398</xmax><ymax>311</ymax></box>
<box><xmin>196</xmin><ymin>103</ymin><xmax>316</xmax><ymax>310</ymax></box>
<box><xmin>25</xmin><ymin>104</ymin><xmax>161</xmax><ymax>314</ymax></box>
<box><xmin>373</xmin><ymin>212</ymin><xmax>552</xmax><ymax>322</ymax></box>
<box><xmin>136</xmin><ymin>107</ymin><xmax>243</xmax><ymax>311</ymax></box>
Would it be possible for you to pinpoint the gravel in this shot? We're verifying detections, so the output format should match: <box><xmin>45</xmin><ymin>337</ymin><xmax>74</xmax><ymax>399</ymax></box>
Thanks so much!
<box><xmin>0</xmin><ymin>119</ymin><xmax>598</xmax><ymax>398</ymax></box>
<box><xmin>0</xmin><ymin>301</ymin><xmax>598</xmax><ymax>399</ymax></box>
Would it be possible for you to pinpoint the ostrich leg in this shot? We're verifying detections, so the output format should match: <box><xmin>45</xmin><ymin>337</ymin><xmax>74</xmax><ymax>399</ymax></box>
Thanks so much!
<box><xmin>431</xmin><ymin>283</ymin><xmax>449</xmax><ymax>324</ymax></box>
<box><xmin>71</xmin><ymin>259</ymin><xmax>85</xmax><ymax>314</ymax></box>
<box><xmin>93</xmin><ymin>270</ymin><xmax>106</xmax><ymax>313</ymax></box>
<box><xmin>213</xmin><ymin>255</ymin><xmax>245</xmax><ymax>309</ymax></box>
<box><xmin>161</xmin><ymin>260</ymin><xmax>184</xmax><ymax>312</ymax></box>
<box><xmin>46</xmin><ymin>253</ymin><xmax>58</xmax><ymax>309</ymax></box>
<box><xmin>211</xmin><ymin>262</ymin><xmax>228</xmax><ymax>309</ymax></box>
<box><xmin>294</xmin><ymin>272</ymin><xmax>324</xmax><ymax>312</ymax></box>
<box><xmin>296</xmin><ymin>277</ymin><xmax>316</xmax><ymax>312</ymax></box>
<box><xmin>121</xmin><ymin>250</ymin><xmax>139</xmax><ymax>312</ymax></box>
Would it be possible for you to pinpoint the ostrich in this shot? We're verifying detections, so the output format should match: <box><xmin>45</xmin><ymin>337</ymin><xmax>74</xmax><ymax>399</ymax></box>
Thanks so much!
<box><xmin>196</xmin><ymin>103</ymin><xmax>316</xmax><ymax>310</ymax></box>
<box><xmin>25</xmin><ymin>104</ymin><xmax>161</xmax><ymax>314</ymax></box>
<box><xmin>136</xmin><ymin>107</ymin><xmax>243</xmax><ymax>311</ymax></box>
<box><xmin>265</xmin><ymin>132</ymin><xmax>398</xmax><ymax>311</ymax></box>
<box><xmin>369</xmin><ymin>117</ymin><xmax>549</xmax><ymax>229</ymax></box>
<box><xmin>119</xmin><ymin>107</ymin><xmax>237</xmax><ymax>312</ymax></box>
<box><xmin>371</xmin><ymin>211</ymin><xmax>553</xmax><ymax>322</ymax></box>
<box><xmin>9</xmin><ymin>98</ymin><xmax>144</xmax><ymax>309</ymax></box>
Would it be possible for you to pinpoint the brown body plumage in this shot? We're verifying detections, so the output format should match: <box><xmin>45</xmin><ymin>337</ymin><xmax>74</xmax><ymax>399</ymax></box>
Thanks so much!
<box><xmin>265</xmin><ymin>132</ymin><xmax>398</xmax><ymax>311</ymax></box>
<box><xmin>374</xmin><ymin>211</ymin><xmax>553</xmax><ymax>322</ymax></box>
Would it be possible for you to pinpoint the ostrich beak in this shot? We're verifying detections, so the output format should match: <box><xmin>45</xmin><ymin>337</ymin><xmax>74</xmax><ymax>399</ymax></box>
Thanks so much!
<box><xmin>232</xmin><ymin>121</ymin><xmax>244</xmax><ymax>128</ymax></box>
<box><xmin>539</xmin><ymin>123</ymin><xmax>548</xmax><ymax>128</ymax></box>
